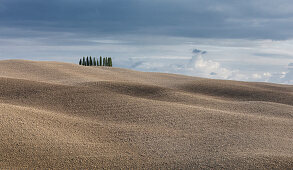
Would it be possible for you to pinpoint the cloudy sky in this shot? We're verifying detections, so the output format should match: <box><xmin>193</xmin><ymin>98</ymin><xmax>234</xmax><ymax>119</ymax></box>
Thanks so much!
<box><xmin>0</xmin><ymin>0</ymin><xmax>293</xmax><ymax>84</ymax></box>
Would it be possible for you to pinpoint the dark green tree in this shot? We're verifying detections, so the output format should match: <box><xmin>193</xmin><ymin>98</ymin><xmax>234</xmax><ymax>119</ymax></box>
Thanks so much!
<box><xmin>86</xmin><ymin>56</ymin><xmax>89</xmax><ymax>66</ymax></box>
<box><xmin>108</xmin><ymin>57</ymin><xmax>112</xmax><ymax>67</ymax></box>
<box><xmin>103</xmin><ymin>57</ymin><xmax>105</xmax><ymax>66</ymax></box>
<box><xmin>89</xmin><ymin>56</ymin><xmax>93</xmax><ymax>66</ymax></box>
<box><xmin>93</xmin><ymin>57</ymin><xmax>96</xmax><ymax>66</ymax></box>
<box><xmin>96</xmin><ymin>57</ymin><xmax>99</xmax><ymax>66</ymax></box>
<box><xmin>100</xmin><ymin>56</ymin><xmax>102</xmax><ymax>66</ymax></box>
<box><xmin>79</xmin><ymin>59</ymin><xmax>82</xmax><ymax>65</ymax></box>
<box><xmin>82</xmin><ymin>57</ymin><xmax>86</xmax><ymax>66</ymax></box>
<box><xmin>106</xmin><ymin>57</ymin><xmax>108</xmax><ymax>66</ymax></box>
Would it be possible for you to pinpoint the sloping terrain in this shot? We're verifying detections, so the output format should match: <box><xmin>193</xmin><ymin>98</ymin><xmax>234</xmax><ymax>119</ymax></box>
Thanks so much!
<box><xmin>0</xmin><ymin>60</ymin><xmax>292</xmax><ymax>169</ymax></box>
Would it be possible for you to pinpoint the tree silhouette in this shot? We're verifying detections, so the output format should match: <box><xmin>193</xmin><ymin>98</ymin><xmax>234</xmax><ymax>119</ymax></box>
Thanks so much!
<box><xmin>100</xmin><ymin>56</ymin><xmax>102</xmax><ymax>66</ymax></box>
<box><xmin>93</xmin><ymin>57</ymin><xmax>96</xmax><ymax>66</ymax></box>
<box><xmin>86</xmin><ymin>56</ymin><xmax>89</xmax><ymax>66</ymax></box>
<box><xmin>108</xmin><ymin>57</ymin><xmax>112</xmax><ymax>67</ymax></box>
<box><xmin>89</xmin><ymin>56</ymin><xmax>92</xmax><ymax>66</ymax></box>
<box><xmin>79</xmin><ymin>56</ymin><xmax>112</xmax><ymax>67</ymax></box>
<box><xmin>82</xmin><ymin>57</ymin><xmax>85</xmax><ymax>66</ymax></box>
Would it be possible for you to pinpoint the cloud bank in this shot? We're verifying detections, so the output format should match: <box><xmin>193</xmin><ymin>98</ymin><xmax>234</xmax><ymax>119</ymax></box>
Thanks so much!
<box><xmin>1</xmin><ymin>0</ymin><xmax>293</xmax><ymax>39</ymax></box>
<box><xmin>131</xmin><ymin>48</ymin><xmax>278</xmax><ymax>83</ymax></box>
<box><xmin>0</xmin><ymin>0</ymin><xmax>292</xmax><ymax>84</ymax></box>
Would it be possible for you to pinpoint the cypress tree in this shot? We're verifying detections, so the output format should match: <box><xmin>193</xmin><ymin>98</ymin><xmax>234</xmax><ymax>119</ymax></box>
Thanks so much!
<box><xmin>82</xmin><ymin>57</ymin><xmax>86</xmax><ymax>66</ymax></box>
<box><xmin>105</xmin><ymin>57</ymin><xmax>108</xmax><ymax>66</ymax></box>
<box><xmin>86</xmin><ymin>56</ymin><xmax>89</xmax><ymax>66</ymax></box>
<box><xmin>103</xmin><ymin>57</ymin><xmax>105</xmax><ymax>66</ymax></box>
<box><xmin>79</xmin><ymin>59</ymin><xmax>82</xmax><ymax>65</ymax></box>
<box><xmin>96</xmin><ymin>57</ymin><xmax>99</xmax><ymax>66</ymax></box>
<box><xmin>109</xmin><ymin>57</ymin><xmax>112</xmax><ymax>67</ymax></box>
<box><xmin>93</xmin><ymin>57</ymin><xmax>96</xmax><ymax>66</ymax></box>
<box><xmin>100</xmin><ymin>56</ymin><xmax>102</xmax><ymax>66</ymax></box>
<box><xmin>89</xmin><ymin>56</ymin><xmax>93</xmax><ymax>66</ymax></box>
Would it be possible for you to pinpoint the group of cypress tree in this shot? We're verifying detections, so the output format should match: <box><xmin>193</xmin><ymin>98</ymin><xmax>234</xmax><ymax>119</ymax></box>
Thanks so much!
<box><xmin>79</xmin><ymin>56</ymin><xmax>112</xmax><ymax>67</ymax></box>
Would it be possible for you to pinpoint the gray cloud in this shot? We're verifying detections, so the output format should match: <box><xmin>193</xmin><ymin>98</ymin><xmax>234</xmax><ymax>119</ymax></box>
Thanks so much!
<box><xmin>193</xmin><ymin>49</ymin><xmax>207</xmax><ymax>54</ymax></box>
<box><xmin>1</xmin><ymin>0</ymin><xmax>293</xmax><ymax>84</ymax></box>
<box><xmin>1</xmin><ymin>0</ymin><xmax>293</xmax><ymax>39</ymax></box>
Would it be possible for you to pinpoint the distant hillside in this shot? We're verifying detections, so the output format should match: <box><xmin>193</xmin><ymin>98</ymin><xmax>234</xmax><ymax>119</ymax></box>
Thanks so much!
<box><xmin>0</xmin><ymin>60</ymin><xmax>292</xmax><ymax>169</ymax></box>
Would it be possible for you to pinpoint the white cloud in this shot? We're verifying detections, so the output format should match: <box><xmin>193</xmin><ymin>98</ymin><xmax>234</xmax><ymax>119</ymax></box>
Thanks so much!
<box><xmin>252</xmin><ymin>73</ymin><xmax>262</xmax><ymax>79</ymax></box>
<box><xmin>131</xmin><ymin>52</ymin><xmax>278</xmax><ymax>83</ymax></box>
<box><xmin>187</xmin><ymin>54</ymin><xmax>236</xmax><ymax>79</ymax></box>
<box><xmin>0</xmin><ymin>33</ymin><xmax>292</xmax><ymax>84</ymax></box>
<box><xmin>251</xmin><ymin>72</ymin><xmax>272</xmax><ymax>81</ymax></box>
<box><xmin>184</xmin><ymin>54</ymin><xmax>275</xmax><ymax>82</ymax></box>
<box><xmin>271</xmin><ymin>63</ymin><xmax>293</xmax><ymax>84</ymax></box>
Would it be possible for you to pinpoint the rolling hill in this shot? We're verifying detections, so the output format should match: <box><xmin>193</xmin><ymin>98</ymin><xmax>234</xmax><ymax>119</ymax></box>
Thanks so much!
<box><xmin>0</xmin><ymin>60</ymin><xmax>292</xmax><ymax>169</ymax></box>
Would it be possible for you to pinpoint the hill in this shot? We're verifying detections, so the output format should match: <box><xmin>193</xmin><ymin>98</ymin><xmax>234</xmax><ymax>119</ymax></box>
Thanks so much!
<box><xmin>0</xmin><ymin>60</ymin><xmax>292</xmax><ymax>169</ymax></box>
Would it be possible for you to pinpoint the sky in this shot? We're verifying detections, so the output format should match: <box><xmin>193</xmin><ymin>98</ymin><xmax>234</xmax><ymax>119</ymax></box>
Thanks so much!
<box><xmin>0</xmin><ymin>0</ymin><xmax>293</xmax><ymax>84</ymax></box>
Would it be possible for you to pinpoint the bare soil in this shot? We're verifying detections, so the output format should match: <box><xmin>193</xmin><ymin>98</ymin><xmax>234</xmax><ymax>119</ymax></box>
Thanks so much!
<box><xmin>0</xmin><ymin>60</ymin><xmax>292</xmax><ymax>169</ymax></box>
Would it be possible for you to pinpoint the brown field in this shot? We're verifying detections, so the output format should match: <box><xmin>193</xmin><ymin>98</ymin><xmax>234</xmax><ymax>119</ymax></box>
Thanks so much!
<box><xmin>0</xmin><ymin>60</ymin><xmax>292</xmax><ymax>169</ymax></box>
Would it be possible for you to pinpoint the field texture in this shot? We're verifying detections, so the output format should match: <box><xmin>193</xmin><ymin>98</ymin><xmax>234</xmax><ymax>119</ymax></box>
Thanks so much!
<box><xmin>0</xmin><ymin>60</ymin><xmax>292</xmax><ymax>169</ymax></box>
